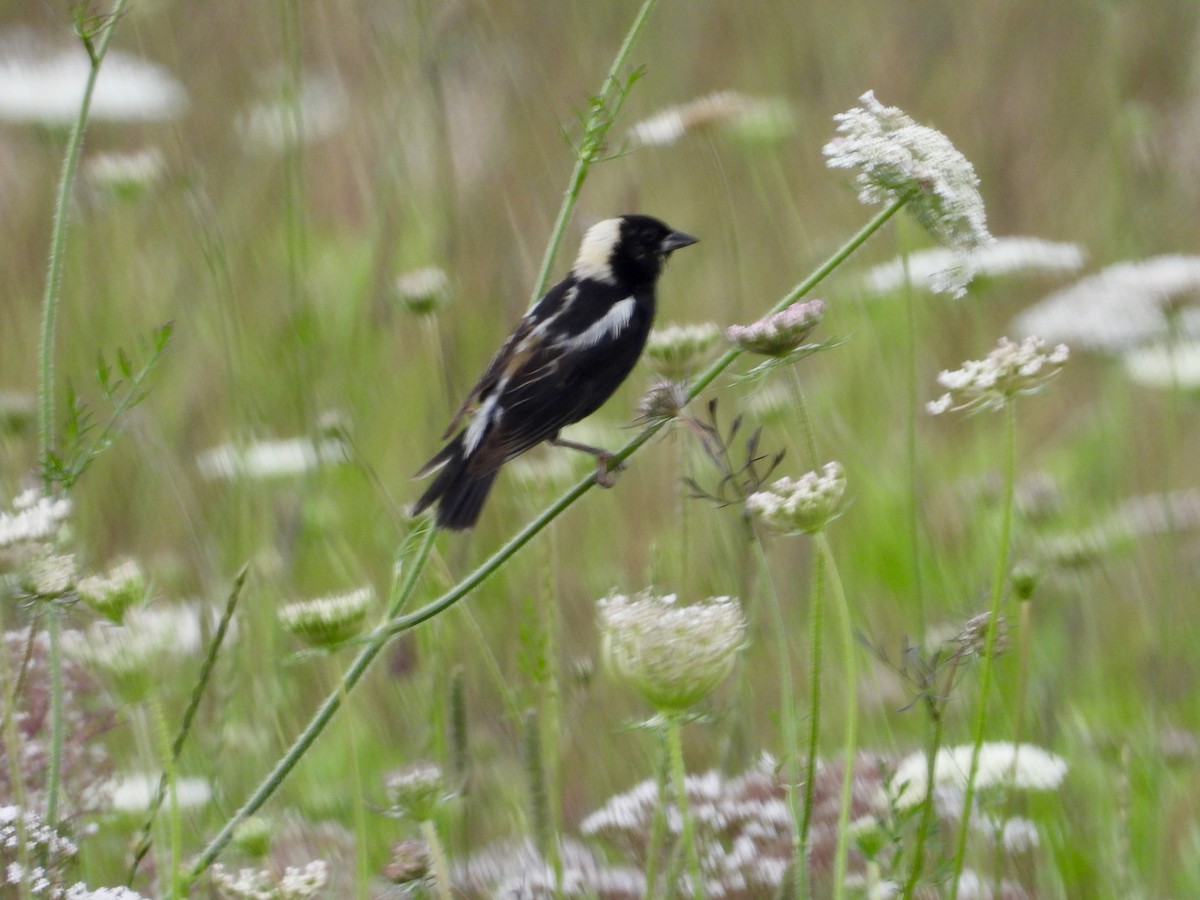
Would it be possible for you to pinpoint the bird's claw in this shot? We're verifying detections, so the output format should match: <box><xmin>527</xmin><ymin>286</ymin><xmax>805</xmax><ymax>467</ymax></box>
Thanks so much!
<box><xmin>595</xmin><ymin>454</ymin><xmax>627</xmax><ymax>488</ymax></box>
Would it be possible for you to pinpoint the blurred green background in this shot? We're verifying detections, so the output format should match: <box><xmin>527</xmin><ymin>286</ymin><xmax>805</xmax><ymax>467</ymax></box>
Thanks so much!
<box><xmin>2</xmin><ymin>0</ymin><xmax>1200</xmax><ymax>894</ymax></box>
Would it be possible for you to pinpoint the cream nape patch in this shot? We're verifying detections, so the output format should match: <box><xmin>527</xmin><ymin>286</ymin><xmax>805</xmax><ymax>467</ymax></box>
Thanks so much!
<box><xmin>571</xmin><ymin>218</ymin><xmax>622</xmax><ymax>283</ymax></box>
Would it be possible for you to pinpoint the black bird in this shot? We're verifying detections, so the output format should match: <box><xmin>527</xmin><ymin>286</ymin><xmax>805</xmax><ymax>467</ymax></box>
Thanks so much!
<box><xmin>413</xmin><ymin>214</ymin><xmax>698</xmax><ymax>530</ymax></box>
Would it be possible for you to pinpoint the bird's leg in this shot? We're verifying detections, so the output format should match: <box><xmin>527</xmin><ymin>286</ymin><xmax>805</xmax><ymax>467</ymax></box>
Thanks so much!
<box><xmin>549</xmin><ymin>435</ymin><xmax>626</xmax><ymax>488</ymax></box>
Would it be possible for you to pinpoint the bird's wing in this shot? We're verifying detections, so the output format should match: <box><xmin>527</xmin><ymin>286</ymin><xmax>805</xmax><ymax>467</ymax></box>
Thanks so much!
<box><xmin>439</xmin><ymin>281</ymin><xmax>574</xmax><ymax>439</ymax></box>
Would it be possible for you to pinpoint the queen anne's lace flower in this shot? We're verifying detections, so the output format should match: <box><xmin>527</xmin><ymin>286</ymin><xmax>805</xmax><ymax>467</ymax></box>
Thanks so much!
<box><xmin>599</xmin><ymin>591</ymin><xmax>745</xmax><ymax>714</ymax></box>
<box><xmin>862</xmin><ymin>238</ymin><xmax>1085</xmax><ymax>295</ymax></box>
<box><xmin>746</xmin><ymin>462</ymin><xmax>847</xmax><ymax>535</ymax></box>
<box><xmin>824</xmin><ymin>91</ymin><xmax>991</xmax><ymax>297</ymax></box>
<box><xmin>927</xmin><ymin>336</ymin><xmax>1069</xmax><ymax>415</ymax></box>
<box><xmin>725</xmin><ymin>299</ymin><xmax>825</xmax><ymax>357</ymax></box>
<box><xmin>278</xmin><ymin>587</ymin><xmax>373</xmax><ymax>648</ymax></box>
<box><xmin>644</xmin><ymin>323</ymin><xmax>721</xmax><ymax>378</ymax></box>
<box><xmin>384</xmin><ymin>762</ymin><xmax>449</xmax><ymax>822</ymax></box>
<box><xmin>887</xmin><ymin>742</ymin><xmax>1067</xmax><ymax>810</ymax></box>
<box><xmin>77</xmin><ymin>559</ymin><xmax>145</xmax><ymax>624</ymax></box>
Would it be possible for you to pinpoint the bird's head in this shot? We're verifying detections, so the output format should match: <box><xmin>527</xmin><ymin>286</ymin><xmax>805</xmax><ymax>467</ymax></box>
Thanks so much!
<box><xmin>572</xmin><ymin>214</ymin><xmax>698</xmax><ymax>287</ymax></box>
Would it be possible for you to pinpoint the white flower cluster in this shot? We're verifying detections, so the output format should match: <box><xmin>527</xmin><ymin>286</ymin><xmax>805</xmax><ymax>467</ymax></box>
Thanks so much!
<box><xmin>824</xmin><ymin>91</ymin><xmax>991</xmax><ymax>297</ymax></box>
<box><xmin>0</xmin><ymin>29</ymin><xmax>187</xmax><ymax>125</ymax></box>
<box><xmin>0</xmin><ymin>489</ymin><xmax>71</xmax><ymax>550</ymax></box>
<box><xmin>927</xmin><ymin>336</ymin><xmax>1069</xmax><ymax>415</ymax></box>
<box><xmin>725</xmin><ymin>299</ymin><xmax>825</xmax><ymax>357</ymax></box>
<box><xmin>1124</xmin><ymin>340</ymin><xmax>1200</xmax><ymax>390</ymax></box>
<box><xmin>278</xmin><ymin>586</ymin><xmax>374</xmax><ymax>648</ymax></box>
<box><xmin>887</xmin><ymin>742</ymin><xmax>1068</xmax><ymax>810</ymax></box>
<box><xmin>237</xmin><ymin>73</ymin><xmax>346</xmax><ymax>153</ymax></box>
<box><xmin>84</xmin><ymin>149</ymin><xmax>165</xmax><ymax>197</ymax></box>
<box><xmin>599</xmin><ymin>591</ymin><xmax>746</xmax><ymax>714</ymax></box>
<box><xmin>77</xmin><ymin>559</ymin><xmax>145</xmax><ymax>624</ymax></box>
<box><xmin>196</xmin><ymin>435</ymin><xmax>349</xmax><ymax>481</ymax></box>
<box><xmin>384</xmin><ymin>762</ymin><xmax>447</xmax><ymax>822</ymax></box>
<box><xmin>644</xmin><ymin>322</ymin><xmax>722</xmax><ymax>379</ymax></box>
<box><xmin>628</xmin><ymin>91</ymin><xmax>793</xmax><ymax>147</ymax></box>
<box><xmin>1012</xmin><ymin>255</ymin><xmax>1200</xmax><ymax>352</ymax></box>
<box><xmin>746</xmin><ymin>462</ymin><xmax>847</xmax><ymax>535</ymax></box>
<box><xmin>861</xmin><ymin>237</ymin><xmax>1086</xmax><ymax>296</ymax></box>
<box><xmin>107</xmin><ymin>773</ymin><xmax>212</xmax><ymax>814</ymax></box>
<box><xmin>393</xmin><ymin>266</ymin><xmax>450</xmax><ymax>315</ymax></box>
<box><xmin>211</xmin><ymin>860</ymin><xmax>328</xmax><ymax>900</ymax></box>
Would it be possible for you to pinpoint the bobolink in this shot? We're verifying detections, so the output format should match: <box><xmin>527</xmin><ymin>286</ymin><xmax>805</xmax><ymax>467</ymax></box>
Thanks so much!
<box><xmin>414</xmin><ymin>214</ymin><xmax>698</xmax><ymax>530</ymax></box>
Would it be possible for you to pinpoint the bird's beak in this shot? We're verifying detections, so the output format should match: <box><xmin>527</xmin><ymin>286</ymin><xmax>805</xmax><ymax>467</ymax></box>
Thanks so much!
<box><xmin>660</xmin><ymin>230</ymin><xmax>699</xmax><ymax>254</ymax></box>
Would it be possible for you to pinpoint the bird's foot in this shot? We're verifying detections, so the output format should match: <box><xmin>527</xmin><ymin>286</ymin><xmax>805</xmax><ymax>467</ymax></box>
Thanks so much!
<box><xmin>595</xmin><ymin>452</ymin><xmax>627</xmax><ymax>488</ymax></box>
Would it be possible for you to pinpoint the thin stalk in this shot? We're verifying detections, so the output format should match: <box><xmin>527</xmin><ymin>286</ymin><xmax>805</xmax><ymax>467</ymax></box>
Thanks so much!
<box><xmin>148</xmin><ymin>697</ymin><xmax>181</xmax><ymax>898</ymax></box>
<box><xmin>1</xmin><ymin>630</ymin><xmax>33</xmax><ymax>900</ymax></box>
<box><xmin>665</xmin><ymin>716</ymin><xmax>703</xmax><ymax>899</ymax></box>
<box><xmin>816</xmin><ymin>531</ymin><xmax>857</xmax><ymax>900</ymax></box>
<box><xmin>949</xmin><ymin>400</ymin><xmax>1018</xmax><ymax>898</ymax></box>
<box><xmin>751</xmin><ymin>535</ymin><xmax>804</xmax><ymax>898</ymax></box>
<box><xmin>798</xmin><ymin>538</ymin><xmax>826</xmax><ymax>891</ymax></box>
<box><xmin>643</xmin><ymin>731</ymin><xmax>670</xmax><ymax>898</ymax></box>
<box><xmin>528</xmin><ymin>0</ymin><xmax>660</xmax><ymax>304</ymax></box>
<box><xmin>43</xmin><ymin>610</ymin><xmax>64</xmax><ymax>832</ymax></box>
<box><xmin>37</xmin><ymin>0</ymin><xmax>133</xmax><ymax>833</ymax></box>
<box><xmin>188</xmin><ymin>194</ymin><xmax>911</xmax><ymax>881</ymax></box>
<box><xmin>901</xmin><ymin>651</ymin><xmax>965</xmax><ymax>899</ymax></box>
<box><xmin>128</xmin><ymin>568</ymin><xmax>246</xmax><ymax>883</ymax></box>
<box><xmin>420</xmin><ymin>819</ymin><xmax>453</xmax><ymax>900</ymax></box>
<box><xmin>336</xmin><ymin>667</ymin><xmax>370</xmax><ymax>900</ymax></box>
<box><xmin>186</xmin><ymin>523</ymin><xmax>436</xmax><ymax>882</ymax></box>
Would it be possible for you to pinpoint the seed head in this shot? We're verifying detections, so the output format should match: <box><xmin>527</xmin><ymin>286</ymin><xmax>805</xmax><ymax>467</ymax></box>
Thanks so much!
<box><xmin>746</xmin><ymin>462</ymin><xmax>847</xmax><ymax>535</ymax></box>
<box><xmin>725</xmin><ymin>299</ymin><xmax>825</xmax><ymax>357</ymax></box>
<box><xmin>77</xmin><ymin>558</ymin><xmax>146</xmax><ymax>624</ymax></box>
<box><xmin>20</xmin><ymin>552</ymin><xmax>76</xmax><ymax>600</ymax></box>
<box><xmin>598</xmin><ymin>590</ymin><xmax>746</xmax><ymax>714</ymax></box>
<box><xmin>232</xmin><ymin>816</ymin><xmax>275</xmax><ymax>859</ymax></box>
<box><xmin>393</xmin><ymin>266</ymin><xmax>450</xmax><ymax>316</ymax></box>
<box><xmin>824</xmin><ymin>91</ymin><xmax>991</xmax><ymax>297</ymax></box>
<box><xmin>384</xmin><ymin>762</ymin><xmax>448</xmax><ymax>822</ymax></box>
<box><xmin>644</xmin><ymin>323</ymin><xmax>721</xmax><ymax>379</ymax></box>
<box><xmin>637</xmin><ymin>379</ymin><xmax>689</xmax><ymax>422</ymax></box>
<box><xmin>927</xmin><ymin>336</ymin><xmax>1069</xmax><ymax>415</ymax></box>
<box><xmin>278</xmin><ymin>587</ymin><xmax>373</xmax><ymax>649</ymax></box>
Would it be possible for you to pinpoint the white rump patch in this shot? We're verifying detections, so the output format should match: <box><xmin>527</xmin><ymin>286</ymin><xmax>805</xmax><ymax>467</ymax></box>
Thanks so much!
<box><xmin>571</xmin><ymin>218</ymin><xmax>622</xmax><ymax>283</ymax></box>
<box><xmin>464</xmin><ymin>392</ymin><xmax>501</xmax><ymax>456</ymax></box>
<box><xmin>559</xmin><ymin>296</ymin><xmax>635</xmax><ymax>350</ymax></box>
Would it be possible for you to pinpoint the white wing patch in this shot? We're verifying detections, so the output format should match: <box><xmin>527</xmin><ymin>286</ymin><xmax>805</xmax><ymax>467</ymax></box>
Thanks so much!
<box><xmin>571</xmin><ymin>218</ymin><xmax>621</xmax><ymax>284</ymax></box>
<box><xmin>464</xmin><ymin>392</ymin><xmax>502</xmax><ymax>456</ymax></box>
<box><xmin>558</xmin><ymin>297</ymin><xmax>635</xmax><ymax>350</ymax></box>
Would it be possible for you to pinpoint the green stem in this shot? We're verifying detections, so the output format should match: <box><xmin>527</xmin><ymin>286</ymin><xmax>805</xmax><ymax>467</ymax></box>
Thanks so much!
<box><xmin>528</xmin><ymin>0</ymin><xmax>660</xmax><ymax>304</ymax></box>
<box><xmin>949</xmin><ymin>400</ymin><xmax>1018</xmax><ymax>898</ymax></box>
<box><xmin>420</xmin><ymin>818</ymin><xmax>454</xmax><ymax>900</ymax></box>
<box><xmin>128</xmin><ymin>568</ymin><xmax>246</xmax><ymax>884</ymax></box>
<box><xmin>798</xmin><ymin>536</ymin><xmax>826</xmax><ymax>891</ymax></box>
<box><xmin>817</xmin><ymin>531</ymin><xmax>857</xmax><ymax>900</ymax></box>
<box><xmin>148</xmin><ymin>697</ymin><xmax>181</xmax><ymax>898</ymax></box>
<box><xmin>186</xmin><ymin>523</ymin><xmax>436</xmax><ymax>882</ymax></box>
<box><xmin>643</xmin><ymin>731</ymin><xmax>670</xmax><ymax>898</ymax></box>
<box><xmin>751</xmin><ymin>536</ymin><xmax>804</xmax><ymax>898</ymax></box>
<box><xmin>665</xmin><ymin>716</ymin><xmax>703</xmax><ymax>899</ymax></box>
<box><xmin>38</xmin><ymin>0</ymin><xmax>132</xmax><ymax>487</ymax></box>
<box><xmin>187</xmin><ymin>193</ymin><xmax>910</xmax><ymax>882</ymax></box>
<box><xmin>37</xmin><ymin>0</ymin><xmax>132</xmax><ymax>835</ymax></box>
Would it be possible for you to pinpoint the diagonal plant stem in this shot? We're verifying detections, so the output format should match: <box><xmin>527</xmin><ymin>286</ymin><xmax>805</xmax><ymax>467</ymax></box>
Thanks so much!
<box><xmin>188</xmin><ymin>166</ymin><xmax>912</xmax><ymax>886</ymax></box>
<box><xmin>949</xmin><ymin>399</ymin><xmax>1018</xmax><ymax>898</ymax></box>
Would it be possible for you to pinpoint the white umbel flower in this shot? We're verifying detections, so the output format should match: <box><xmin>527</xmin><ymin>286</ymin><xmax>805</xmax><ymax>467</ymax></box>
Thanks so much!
<box><xmin>628</xmin><ymin>91</ymin><xmax>793</xmax><ymax>147</ymax></box>
<box><xmin>599</xmin><ymin>591</ymin><xmax>746</xmax><ymax>714</ymax></box>
<box><xmin>824</xmin><ymin>91</ymin><xmax>991</xmax><ymax>297</ymax></box>
<box><xmin>1123</xmin><ymin>340</ymin><xmax>1200</xmax><ymax>389</ymax></box>
<box><xmin>108</xmin><ymin>773</ymin><xmax>212</xmax><ymax>813</ymax></box>
<box><xmin>1012</xmin><ymin>255</ymin><xmax>1200</xmax><ymax>351</ymax></box>
<box><xmin>644</xmin><ymin>323</ymin><xmax>722</xmax><ymax>379</ymax></box>
<box><xmin>0</xmin><ymin>490</ymin><xmax>71</xmax><ymax>549</ymax></box>
<box><xmin>746</xmin><ymin>462</ymin><xmax>847</xmax><ymax>535</ymax></box>
<box><xmin>383</xmin><ymin>762</ymin><xmax>448</xmax><ymax>822</ymax></box>
<box><xmin>196</xmin><ymin>435</ymin><xmax>348</xmax><ymax>481</ymax></box>
<box><xmin>278</xmin><ymin>587</ymin><xmax>373</xmax><ymax>648</ymax></box>
<box><xmin>77</xmin><ymin>558</ymin><xmax>146</xmax><ymax>624</ymax></box>
<box><xmin>0</xmin><ymin>30</ymin><xmax>186</xmax><ymax>125</ymax></box>
<box><xmin>888</xmin><ymin>742</ymin><xmax>1068</xmax><ymax>809</ymax></box>
<box><xmin>927</xmin><ymin>336</ymin><xmax>1069</xmax><ymax>415</ymax></box>
<box><xmin>862</xmin><ymin>237</ymin><xmax>1086</xmax><ymax>295</ymax></box>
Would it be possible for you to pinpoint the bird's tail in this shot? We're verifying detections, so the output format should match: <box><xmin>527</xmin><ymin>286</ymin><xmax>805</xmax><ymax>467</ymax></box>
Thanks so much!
<box><xmin>413</xmin><ymin>435</ymin><xmax>499</xmax><ymax>530</ymax></box>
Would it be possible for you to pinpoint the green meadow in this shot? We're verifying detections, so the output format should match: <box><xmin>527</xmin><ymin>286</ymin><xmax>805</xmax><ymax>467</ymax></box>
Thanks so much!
<box><xmin>2</xmin><ymin>1</ymin><xmax>1200</xmax><ymax>897</ymax></box>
